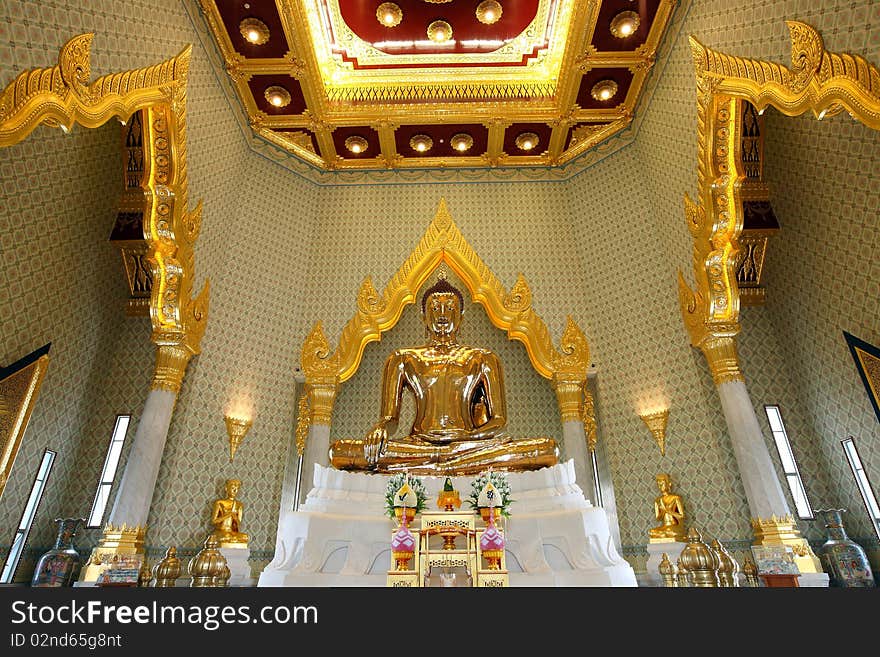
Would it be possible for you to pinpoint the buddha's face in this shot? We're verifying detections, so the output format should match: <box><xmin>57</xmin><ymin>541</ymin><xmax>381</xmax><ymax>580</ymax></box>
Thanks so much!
<box><xmin>424</xmin><ymin>292</ymin><xmax>461</xmax><ymax>338</ymax></box>
<box><xmin>226</xmin><ymin>479</ymin><xmax>241</xmax><ymax>498</ymax></box>
<box><xmin>657</xmin><ymin>475</ymin><xmax>670</xmax><ymax>494</ymax></box>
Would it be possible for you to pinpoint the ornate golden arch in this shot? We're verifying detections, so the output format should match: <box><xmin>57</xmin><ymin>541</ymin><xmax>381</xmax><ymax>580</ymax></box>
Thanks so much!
<box><xmin>300</xmin><ymin>199</ymin><xmax>595</xmax><ymax>446</ymax></box>
<box><xmin>0</xmin><ymin>33</ymin><xmax>209</xmax><ymax>388</ymax></box>
<box><xmin>678</xmin><ymin>21</ymin><xmax>880</xmax><ymax>379</ymax></box>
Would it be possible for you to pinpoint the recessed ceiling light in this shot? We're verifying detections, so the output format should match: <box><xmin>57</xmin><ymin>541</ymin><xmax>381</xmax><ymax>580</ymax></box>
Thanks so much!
<box><xmin>264</xmin><ymin>85</ymin><xmax>291</xmax><ymax>108</ymax></box>
<box><xmin>376</xmin><ymin>3</ymin><xmax>403</xmax><ymax>28</ymax></box>
<box><xmin>590</xmin><ymin>79</ymin><xmax>619</xmax><ymax>102</ymax></box>
<box><xmin>476</xmin><ymin>1</ymin><xmax>503</xmax><ymax>25</ymax></box>
<box><xmin>427</xmin><ymin>20</ymin><xmax>453</xmax><ymax>43</ymax></box>
<box><xmin>239</xmin><ymin>17</ymin><xmax>270</xmax><ymax>45</ymax></box>
<box><xmin>515</xmin><ymin>132</ymin><xmax>539</xmax><ymax>151</ymax></box>
<box><xmin>410</xmin><ymin>134</ymin><xmax>434</xmax><ymax>153</ymax></box>
<box><xmin>450</xmin><ymin>133</ymin><xmax>474</xmax><ymax>152</ymax></box>
<box><xmin>344</xmin><ymin>135</ymin><xmax>369</xmax><ymax>155</ymax></box>
<box><xmin>610</xmin><ymin>11</ymin><xmax>640</xmax><ymax>39</ymax></box>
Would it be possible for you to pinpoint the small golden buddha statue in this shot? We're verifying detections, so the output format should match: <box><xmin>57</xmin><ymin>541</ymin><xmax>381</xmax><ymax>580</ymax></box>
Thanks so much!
<box><xmin>210</xmin><ymin>479</ymin><xmax>249</xmax><ymax>548</ymax></box>
<box><xmin>648</xmin><ymin>473</ymin><xmax>686</xmax><ymax>542</ymax></box>
<box><xmin>330</xmin><ymin>276</ymin><xmax>559</xmax><ymax>476</ymax></box>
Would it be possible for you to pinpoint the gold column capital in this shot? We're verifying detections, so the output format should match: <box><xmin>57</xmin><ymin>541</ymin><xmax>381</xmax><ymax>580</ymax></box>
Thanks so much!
<box><xmin>307</xmin><ymin>380</ymin><xmax>339</xmax><ymax>427</ymax></box>
<box><xmin>698</xmin><ymin>333</ymin><xmax>744</xmax><ymax>386</ymax></box>
<box><xmin>151</xmin><ymin>344</ymin><xmax>195</xmax><ymax>393</ymax></box>
<box><xmin>552</xmin><ymin>377</ymin><xmax>584</xmax><ymax>424</ymax></box>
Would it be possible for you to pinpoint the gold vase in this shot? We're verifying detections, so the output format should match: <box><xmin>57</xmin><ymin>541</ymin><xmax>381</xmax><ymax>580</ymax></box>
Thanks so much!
<box><xmin>392</xmin><ymin>550</ymin><xmax>413</xmax><ymax>571</ymax></box>
<box><xmin>482</xmin><ymin>549</ymin><xmax>504</xmax><ymax>570</ymax></box>
<box><xmin>394</xmin><ymin>507</ymin><xmax>416</xmax><ymax>524</ymax></box>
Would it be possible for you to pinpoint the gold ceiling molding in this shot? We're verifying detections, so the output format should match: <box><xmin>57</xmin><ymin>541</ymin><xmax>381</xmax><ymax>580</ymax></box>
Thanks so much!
<box><xmin>301</xmin><ymin>199</ymin><xmax>591</xmax><ymax>388</ymax></box>
<box><xmin>0</xmin><ymin>33</ymin><xmax>210</xmax><ymax>391</ymax></box>
<box><xmin>678</xmin><ymin>21</ymin><xmax>880</xmax><ymax>381</ymax></box>
<box><xmin>196</xmin><ymin>0</ymin><xmax>677</xmax><ymax>170</ymax></box>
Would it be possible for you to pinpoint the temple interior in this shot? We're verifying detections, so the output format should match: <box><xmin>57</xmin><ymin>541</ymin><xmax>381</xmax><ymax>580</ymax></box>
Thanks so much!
<box><xmin>0</xmin><ymin>0</ymin><xmax>878</xmax><ymax>588</ymax></box>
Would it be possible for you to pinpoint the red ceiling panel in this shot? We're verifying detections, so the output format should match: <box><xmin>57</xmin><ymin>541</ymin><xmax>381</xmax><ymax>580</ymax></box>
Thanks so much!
<box><xmin>215</xmin><ymin>0</ymin><xmax>290</xmax><ymax>58</ymax></box>
<box><xmin>591</xmin><ymin>0</ymin><xmax>661</xmax><ymax>52</ymax></box>
<box><xmin>247</xmin><ymin>76</ymin><xmax>308</xmax><ymax>115</ymax></box>
<box><xmin>394</xmin><ymin>124</ymin><xmax>489</xmax><ymax>158</ymax></box>
<box><xmin>503</xmin><ymin>123</ymin><xmax>553</xmax><ymax>155</ymax></box>
<box><xmin>574</xmin><ymin>68</ymin><xmax>634</xmax><ymax>110</ymax></box>
<box><xmin>338</xmin><ymin>0</ymin><xmax>539</xmax><ymax>56</ymax></box>
<box><xmin>332</xmin><ymin>126</ymin><xmax>381</xmax><ymax>159</ymax></box>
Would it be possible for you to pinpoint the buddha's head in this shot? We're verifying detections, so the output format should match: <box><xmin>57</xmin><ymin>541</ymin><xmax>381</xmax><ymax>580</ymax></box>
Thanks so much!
<box><xmin>421</xmin><ymin>278</ymin><xmax>464</xmax><ymax>340</ymax></box>
<box><xmin>225</xmin><ymin>478</ymin><xmax>242</xmax><ymax>499</ymax></box>
<box><xmin>656</xmin><ymin>473</ymin><xmax>672</xmax><ymax>494</ymax></box>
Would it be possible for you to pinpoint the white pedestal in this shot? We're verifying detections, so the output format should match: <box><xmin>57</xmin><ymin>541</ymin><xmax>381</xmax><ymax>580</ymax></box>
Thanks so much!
<box><xmin>259</xmin><ymin>460</ymin><xmax>636</xmax><ymax>587</ymax></box>
<box><xmin>796</xmin><ymin>572</ymin><xmax>829</xmax><ymax>587</ymax></box>
<box><xmin>220</xmin><ymin>547</ymin><xmax>255</xmax><ymax>587</ymax></box>
<box><xmin>645</xmin><ymin>540</ymin><xmax>687</xmax><ymax>587</ymax></box>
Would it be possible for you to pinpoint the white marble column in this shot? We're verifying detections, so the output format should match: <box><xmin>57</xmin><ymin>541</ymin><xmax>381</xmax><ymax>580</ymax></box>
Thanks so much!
<box><xmin>302</xmin><ymin>424</ymin><xmax>331</xmax><ymax>496</ymax></box>
<box><xmin>107</xmin><ymin>388</ymin><xmax>178</xmax><ymax>527</ymax></box>
<box><xmin>717</xmin><ymin>380</ymin><xmax>790</xmax><ymax>519</ymax></box>
<box><xmin>561</xmin><ymin>419</ymin><xmax>596</xmax><ymax>505</ymax></box>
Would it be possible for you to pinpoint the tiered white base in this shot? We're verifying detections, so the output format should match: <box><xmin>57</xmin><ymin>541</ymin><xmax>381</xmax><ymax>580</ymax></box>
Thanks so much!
<box><xmin>258</xmin><ymin>460</ymin><xmax>636</xmax><ymax>587</ymax></box>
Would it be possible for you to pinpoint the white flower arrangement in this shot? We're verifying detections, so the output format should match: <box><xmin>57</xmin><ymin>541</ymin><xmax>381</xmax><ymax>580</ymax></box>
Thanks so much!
<box><xmin>383</xmin><ymin>472</ymin><xmax>428</xmax><ymax>519</ymax></box>
<box><xmin>466</xmin><ymin>470</ymin><xmax>513</xmax><ymax>517</ymax></box>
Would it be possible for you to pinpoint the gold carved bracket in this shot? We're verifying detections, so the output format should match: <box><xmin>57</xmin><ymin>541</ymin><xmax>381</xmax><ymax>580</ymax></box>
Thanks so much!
<box><xmin>0</xmin><ymin>34</ymin><xmax>211</xmax><ymax>393</ymax></box>
<box><xmin>678</xmin><ymin>21</ymin><xmax>880</xmax><ymax>382</ymax></box>
<box><xmin>301</xmin><ymin>199</ymin><xmax>592</xmax><ymax>430</ymax></box>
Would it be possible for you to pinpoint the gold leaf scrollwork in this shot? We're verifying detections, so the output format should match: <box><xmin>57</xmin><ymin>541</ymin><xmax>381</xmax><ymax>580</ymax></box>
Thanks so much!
<box><xmin>787</xmin><ymin>21</ymin><xmax>824</xmax><ymax>93</ymax></box>
<box><xmin>553</xmin><ymin>316</ymin><xmax>590</xmax><ymax>377</ymax></box>
<box><xmin>294</xmin><ymin>389</ymin><xmax>311</xmax><ymax>454</ymax></box>
<box><xmin>356</xmin><ymin>277</ymin><xmax>385</xmax><ymax>315</ymax></box>
<box><xmin>302</xmin><ymin>322</ymin><xmax>340</xmax><ymax>379</ymax></box>
<box><xmin>581</xmin><ymin>384</ymin><xmax>597</xmax><ymax>452</ymax></box>
<box><xmin>503</xmin><ymin>274</ymin><xmax>532</xmax><ymax>313</ymax></box>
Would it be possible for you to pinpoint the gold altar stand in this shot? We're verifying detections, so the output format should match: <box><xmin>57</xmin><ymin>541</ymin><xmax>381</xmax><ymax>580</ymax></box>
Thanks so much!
<box><xmin>387</xmin><ymin>512</ymin><xmax>508</xmax><ymax>587</ymax></box>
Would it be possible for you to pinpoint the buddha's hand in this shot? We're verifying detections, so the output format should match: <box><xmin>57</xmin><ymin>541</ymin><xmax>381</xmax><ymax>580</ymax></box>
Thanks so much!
<box><xmin>364</xmin><ymin>420</ymin><xmax>389</xmax><ymax>467</ymax></box>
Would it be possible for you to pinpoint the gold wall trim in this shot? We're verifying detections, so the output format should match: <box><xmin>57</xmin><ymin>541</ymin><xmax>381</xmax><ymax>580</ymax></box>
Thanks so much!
<box><xmin>0</xmin><ymin>347</ymin><xmax>50</xmax><ymax>502</ymax></box>
<box><xmin>301</xmin><ymin>199</ymin><xmax>591</xmax><ymax>388</ymax></box>
<box><xmin>0</xmin><ymin>33</ymin><xmax>210</xmax><ymax>379</ymax></box>
<box><xmin>678</xmin><ymin>21</ymin><xmax>880</xmax><ymax>360</ymax></box>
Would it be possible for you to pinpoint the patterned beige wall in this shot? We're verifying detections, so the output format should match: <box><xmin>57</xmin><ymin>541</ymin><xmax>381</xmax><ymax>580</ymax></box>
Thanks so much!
<box><xmin>762</xmin><ymin>111</ymin><xmax>880</xmax><ymax>542</ymax></box>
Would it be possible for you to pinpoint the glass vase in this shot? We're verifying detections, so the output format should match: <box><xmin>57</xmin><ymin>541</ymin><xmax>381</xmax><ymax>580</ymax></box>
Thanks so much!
<box><xmin>816</xmin><ymin>509</ymin><xmax>875</xmax><ymax>588</ymax></box>
<box><xmin>31</xmin><ymin>518</ymin><xmax>85</xmax><ymax>587</ymax></box>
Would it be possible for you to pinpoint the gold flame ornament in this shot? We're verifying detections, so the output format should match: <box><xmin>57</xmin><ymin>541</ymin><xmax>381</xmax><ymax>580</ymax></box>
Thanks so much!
<box><xmin>639</xmin><ymin>409</ymin><xmax>669</xmax><ymax>456</ymax></box>
<box><xmin>224</xmin><ymin>415</ymin><xmax>253</xmax><ymax>462</ymax></box>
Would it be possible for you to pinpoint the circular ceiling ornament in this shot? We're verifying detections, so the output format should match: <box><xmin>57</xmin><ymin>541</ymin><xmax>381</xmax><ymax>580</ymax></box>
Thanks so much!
<box><xmin>239</xmin><ymin>17</ymin><xmax>270</xmax><ymax>45</ymax></box>
<box><xmin>264</xmin><ymin>85</ymin><xmax>291</xmax><ymax>108</ymax></box>
<box><xmin>409</xmin><ymin>134</ymin><xmax>434</xmax><ymax>153</ymax></box>
<box><xmin>344</xmin><ymin>135</ymin><xmax>369</xmax><ymax>155</ymax></box>
<box><xmin>427</xmin><ymin>20</ymin><xmax>453</xmax><ymax>43</ymax></box>
<box><xmin>476</xmin><ymin>1</ymin><xmax>503</xmax><ymax>25</ymax></box>
<box><xmin>514</xmin><ymin>132</ymin><xmax>539</xmax><ymax>152</ymax></box>
<box><xmin>610</xmin><ymin>10</ymin><xmax>640</xmax><ymax>39</ymax></box>
<box><xmin>590</xmin><ymin>79</ymin><xmax>619</xmax><ymax>102</ymax></box>
<box><xmin>450</xmin><ymin>133</ymin><xmax>474</xmax><ymax>152</ymax></box>
<box><xmin>376</xmin><ymin>3</ymin><xmax>403</xmax><ymax>28</ymax></box>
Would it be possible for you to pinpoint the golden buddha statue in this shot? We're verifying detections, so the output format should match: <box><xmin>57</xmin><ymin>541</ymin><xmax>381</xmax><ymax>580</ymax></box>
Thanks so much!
<box><xmin>648</xmin><ymin>473</ymin><xmax>686</xmax><ymax>542</ymax></box>
<box><xmin>330</xmin><ymin>277</ymin><xmax>559</xmax><ymax>476</ymax></box>
<box><xmin>210</xmin><ymin>479</ymin><xmax>249</xmax><ymax>547</ymax></box>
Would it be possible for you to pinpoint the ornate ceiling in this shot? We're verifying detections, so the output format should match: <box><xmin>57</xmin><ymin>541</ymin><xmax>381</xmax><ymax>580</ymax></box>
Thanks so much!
<box><xmin>199</xmin><ymin>1</ymin><xmax>675</xmax><ymax>170</ymax></box>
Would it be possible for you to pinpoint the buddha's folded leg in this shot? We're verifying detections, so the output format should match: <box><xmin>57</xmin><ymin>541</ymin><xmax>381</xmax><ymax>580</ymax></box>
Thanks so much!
<box><xmin>439</xmin><ymin>437</ymin><xmax>559</xmax><ymax>475</ymax></box>
<box><xmin>330</xmin><ymin>438</ymin><xmax>442</xmax><ymax>471</ymax></box>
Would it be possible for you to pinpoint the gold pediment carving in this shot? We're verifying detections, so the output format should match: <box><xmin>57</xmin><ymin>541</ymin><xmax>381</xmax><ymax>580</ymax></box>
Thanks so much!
<box><xmin>301</xmin><ymin>199</ymin><xmax>590</xmax><ymax>384</ymax></box>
